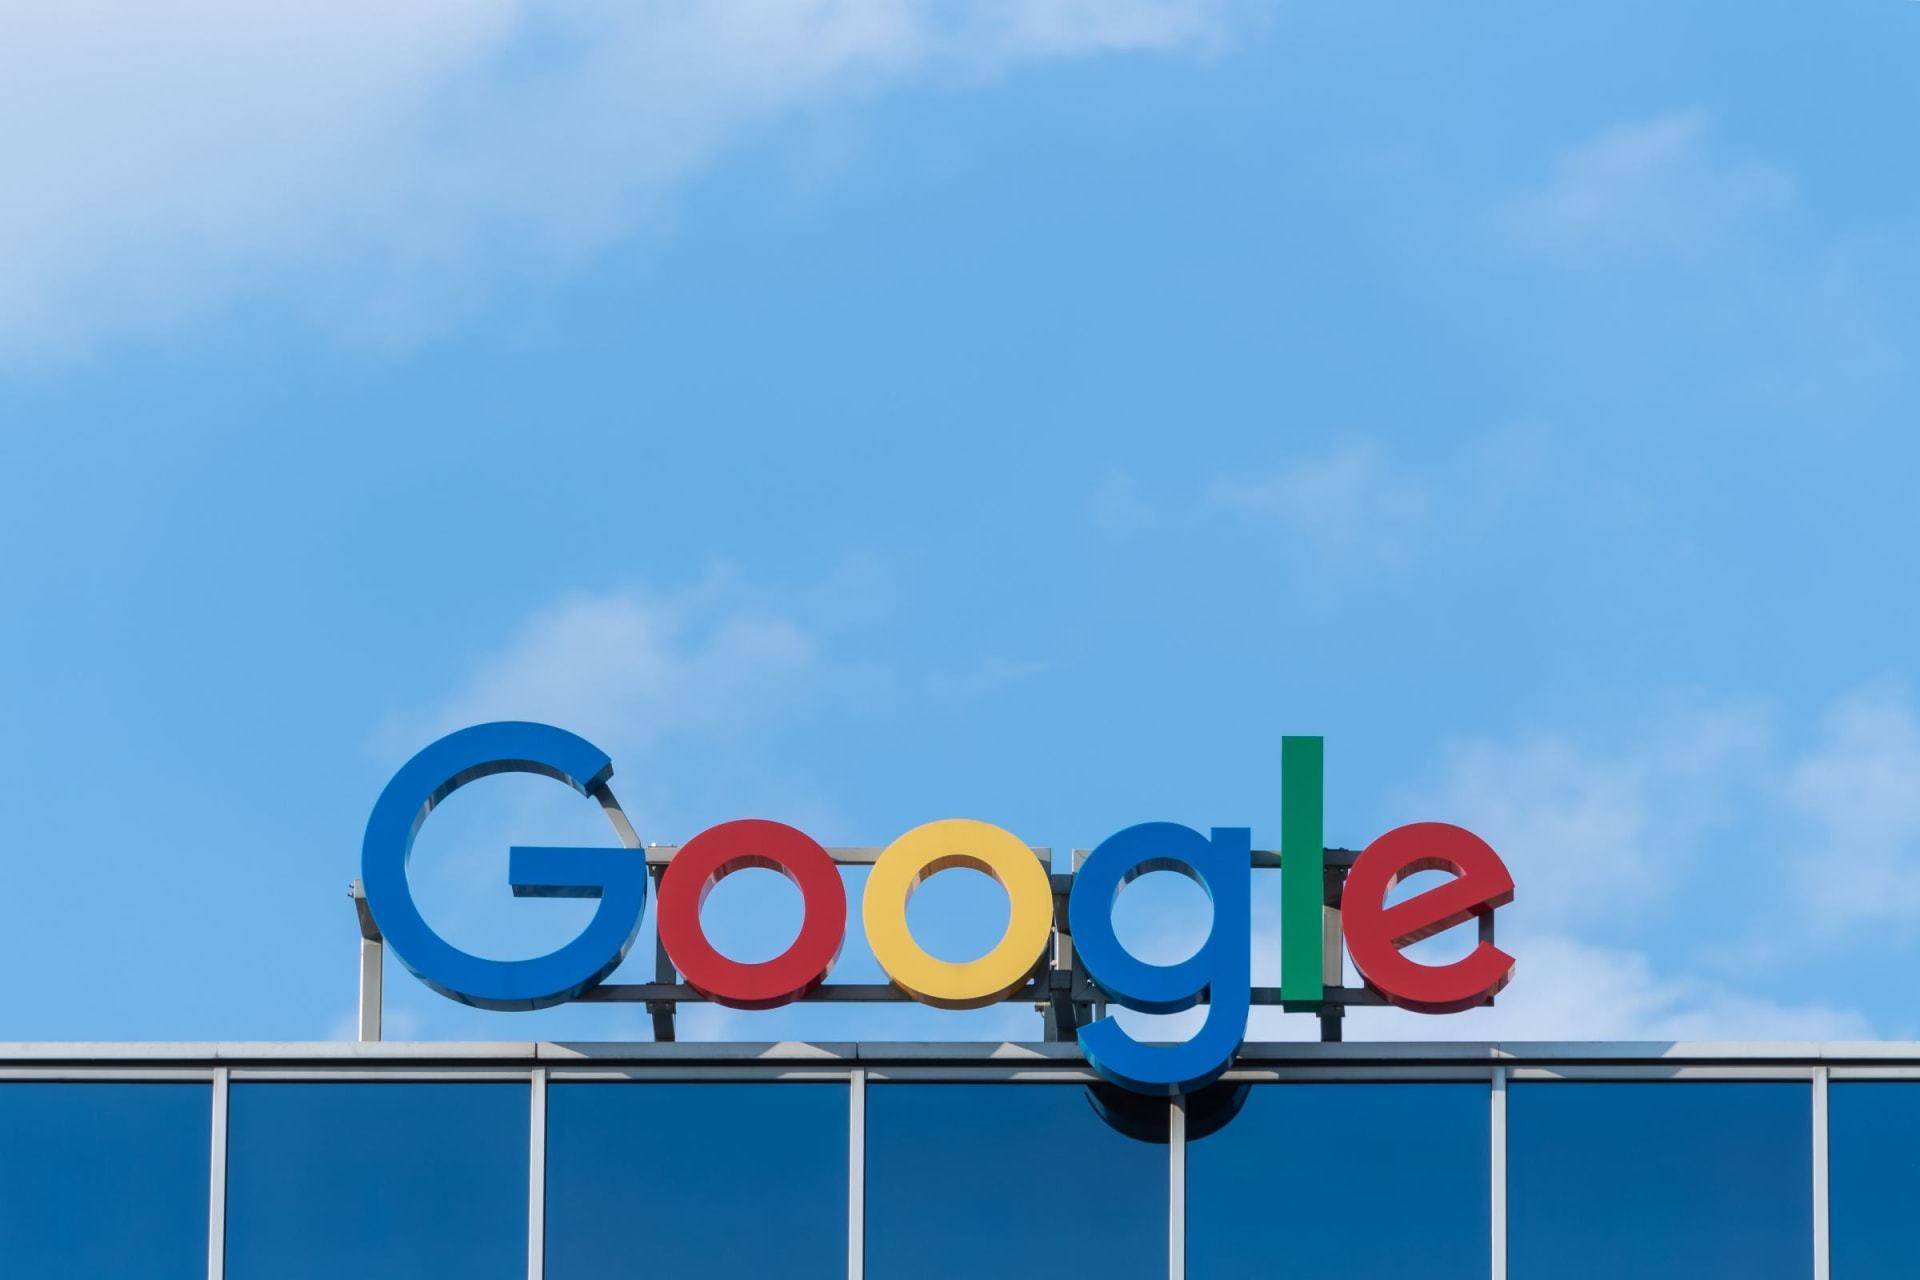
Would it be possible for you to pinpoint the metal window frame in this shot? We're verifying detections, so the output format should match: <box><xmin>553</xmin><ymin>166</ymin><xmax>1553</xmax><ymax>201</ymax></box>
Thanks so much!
<box><xmin>849</xmin><ymin>1068</ymin><xmax>866</xmax><ymax>1280</ymax></box>
<box><xmin>1813</xmin><ymin>1065</ymin><xmax>1829</xmax><ymax>1280</ymax></box>
<box><xmin>530</xmin><ymin>1067</ymin><xmax>548</xmax><ymax>1280</ymax></box>
<box><xmin>208</xmin><ymin>1067</ymin><xmax>228</xmax><ymax>1280</ymax></box>
<box><xmin>1490</xmin><ymin>1065</ymin><xmax>1507</xmax><ymax>1280</ymax></box>
<box><xmin>1169</xmin><ymin>1096</ymin><xmax>1187</xmax><ymax>1280</ymax></box>
<box><xmin>0</xmin><ymin>1040</ymin><xmax>1898</xmax><ymax>1280</ymax></box>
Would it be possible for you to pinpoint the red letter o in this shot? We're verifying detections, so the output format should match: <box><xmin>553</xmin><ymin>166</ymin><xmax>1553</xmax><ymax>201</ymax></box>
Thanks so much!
<box><xmin>657</xmin><ymin>819</ymin><xmax>847</xmax><ymax>1009</ymax></box>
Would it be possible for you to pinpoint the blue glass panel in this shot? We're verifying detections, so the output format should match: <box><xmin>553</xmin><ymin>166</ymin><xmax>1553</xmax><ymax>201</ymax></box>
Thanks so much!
<box><xmin>1830</xmin><ymin>1082</ymin><xmax>1920</xmax><ymax>1277</ymax></box>
<box><xmin>1187</xmin><ymin>1083</ymin><xmax>1489</xmax><ymax>1279</ymax></box>
<box><xmin>1509</xmin><ymin>1082</ymin><xmax>1810</xmax><ymax>1280</ymax></box>
<box><xmin>225</xmin><ymin>1082</ymin><xmax>526</xmax><ymax>1280</ymax></box>
<box><xmin>545</xmin><ymin>1082</ymin><xmax>846</xmax><ymax>1280</ymax></box>
<box><xmin>866</xmin><ymin>1084</ymin><xmax>1166</xmax><ymax>1280</ymax></box>
<box><xmin>0</xmin><ymin>1082</ymin><xmax>210</xmax><ymax>1280</ymax></box>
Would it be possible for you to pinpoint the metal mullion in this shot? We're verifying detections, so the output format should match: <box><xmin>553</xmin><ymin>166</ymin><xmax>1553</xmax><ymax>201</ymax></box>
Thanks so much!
<box><xmin>849</xmin><ymin>1068</ymin><xmax>866</xmax><ymax>1280</ymax></box>
<box><xmin>1491</xmin><ymin>1066</ymin><xmax>1507</xmax><ymax>1280</ymax></box>
<box><xmin>529</xmin><ymin>1067</ymin><xmax>548</xmax><ymax>1280</ymax></box>
<box><xmin>1169</xmin><ymin>1096</ymin><xmax>1186</xmax><ymax>1280</ymax></box>
<box><xmin>1813</xmin><ymin>1066</ymin><xmax>1829</xmax><ymax>1280</ymax></box>
<box><xmin>208</xmin><ymin>1067</ymin><xmax>228</xmax><ymax>1280</ymax></box>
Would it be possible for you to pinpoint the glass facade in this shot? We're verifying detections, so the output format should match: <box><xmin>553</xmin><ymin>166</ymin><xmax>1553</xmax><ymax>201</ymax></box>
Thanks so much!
<box><xmin>546</xmin><ymin>1082</ymin><xmax>846</xmax><ymax>1280</ymax></box>
<box><xmin>1508</xmin><ymin>1082</ymin><xmax>1812</xmax><ymax>1280</ymax></box>
<box><xmin>1831</xmin><ymin>1082</ymin><xmax>1920</xmax><ymax>1278</ymax></box>
<box><xmin>1189</xmin><ymin>1083</ymin><xmax>1491</xmax><ymax>1280</ymax></box>
<box><xmin>0</xmin><ymin>1082</ymin><xmax>210</xmax><ymax>1280</ymax></box>
<box><xmin>867</xmin><ymin>1084</ymin><xmax>1167</xmax><ymax>1280</ymax></box>
<box><xmin>225</xmin><ymin>1082</ymin><xmax>528</xmax><ymax>1280</ymax></box>
<box><xmin>0</xmin><ymin>1055</ymin><xmax>1906</xmax><ymax>1279</ymax></box>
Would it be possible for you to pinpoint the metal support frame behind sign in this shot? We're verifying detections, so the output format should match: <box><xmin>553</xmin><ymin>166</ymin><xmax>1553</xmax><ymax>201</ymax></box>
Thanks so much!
<box><xmin>349</xmin><ymin>844</ymin><xmax>1475</xmax><ymax>1044</ymax></box>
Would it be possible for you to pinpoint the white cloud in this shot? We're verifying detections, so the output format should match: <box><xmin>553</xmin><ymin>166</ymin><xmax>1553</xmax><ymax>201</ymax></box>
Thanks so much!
<box><xmin>369</xmin><ymin>573</ymin><xmax>836</xmax><ymax>839</ymax></box>
<box><xmin>926</xmin><ymin>656</ymin><xmax>1049</xmax><ymax>700</ymax></box>
<box><xmin>1507</xmin><ymin>111</ymin><xmax>1791</xmax><ymax>263</ymax></box>
<box><xmin>1789</xmin><ymin>688</ymin><xmax>1920</xmax><ymax>927</ymax></box>
<box><xmin>1116</xmin><ymin>699</ymin><xmax>1878</xmax><ymax>1042</ymax></box>
<box><xmin>1208</xmin><ymin>439</ymin><xmax>1430</xmax><ymax>564</ymax></box>
<box><xmin>1339</xmin><ymin>933</ymin><xmax>1873</xmax><ymax>1042</ymax></box>
<box><xmin>1321</xmin><ymin>700</ymin><xmax>1888</xmax><ymax>1043</ymax></box>
<box><xmin>411</xmin><ymin>580</ymin><xmax>818</xmax><ymax>754</ymax></box>
<box><xmin>370</xmin><ymin>574</ymin><xmax>860</xmax><ymax>970</ymax></box>
<box><xmin>1405</xmin><ymin>706</ymin><xmax>1770</xmax><ymax>931</ymax></box>
<box><xmin>0</xmin><ymin>0</ymin><xmax>1249</xmax><ymax>359</ymax></box>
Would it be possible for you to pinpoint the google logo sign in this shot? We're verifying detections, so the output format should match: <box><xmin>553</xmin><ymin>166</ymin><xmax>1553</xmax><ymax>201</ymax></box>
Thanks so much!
<box><xmin>363</xmin><ymin>722</ymin><xmax>1516</xmax><ymax>1096</ymax></box>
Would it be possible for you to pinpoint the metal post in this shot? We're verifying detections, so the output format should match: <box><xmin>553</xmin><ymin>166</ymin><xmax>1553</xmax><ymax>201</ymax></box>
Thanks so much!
<box><xmin>1813</xmin><ymin>1067</ymin><xmax>1829</xmax><ymax>1280</ymax></box>
<box><xmin>350</xmin><ymin>880</ymin><xmax>382</xmax><ymax>1043</ymax></box>
<box><xmin>1319</xmin><ymin>861</ymin><xmax>1345</xmax><ymax>1042</ymax></box>
<box><xmin>1490</xmin><ymin>1067</ymin><xmax>1507</xmax><ymax>1280</ymax></box>
<box><xmin>1070</xmin><ymin>849</ymin><xmax>1102</xmax><ymax>1030</ymax></box>
<box><xmin>848</xmin><ymin>1069</ymin><xmax>866</xmax><ymax>1280</ymax></box>
<box><xmin>529</xmin><ymin>1068</ymin><xmax>547</xmax><ymax>1280</ymax></box>
<box><xmin>1043</xmin><ymin>870</ymin><xmax>1078</xmax><ymax>1041</ymax></box>
<box><xmin>207</xmin><ymin>1067</ymin><xmax>228</xmax><ymax>1280</ymax></box>
<box><xmin>647</xmin><ymin>860</ymin><xmax>676</xmax><ymax>1043</ymax></box>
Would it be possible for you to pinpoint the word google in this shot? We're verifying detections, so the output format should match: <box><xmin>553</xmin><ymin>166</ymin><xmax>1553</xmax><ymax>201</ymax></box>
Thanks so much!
<box><xmin>362</xmin><ymin>722</ymin><xmax>1516</xmax><ymax>1096</ymax></box>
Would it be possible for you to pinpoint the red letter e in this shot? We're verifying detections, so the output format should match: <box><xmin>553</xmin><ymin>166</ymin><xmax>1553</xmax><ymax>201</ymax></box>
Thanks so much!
<box><xmin>1343</xmin><ymin>822</ymin><xmax>1514</xmax><ymax>1014</ymax></box>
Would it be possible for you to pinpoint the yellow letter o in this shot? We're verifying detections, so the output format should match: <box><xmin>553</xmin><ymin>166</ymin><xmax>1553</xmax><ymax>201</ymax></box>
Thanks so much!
<box><xmin>862</xmin><ymin>818</ymin><xmax>1053</xmax><ymax>1009</ymax></box>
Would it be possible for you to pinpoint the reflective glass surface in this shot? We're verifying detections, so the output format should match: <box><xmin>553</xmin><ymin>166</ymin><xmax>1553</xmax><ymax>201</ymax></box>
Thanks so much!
<box><xmin>1187</xmin><ymin>1083</ymin><xmax>1490</xmax><ymax>1279</ymax></box>
<box><xmin>224</xmin><ymin>1082</ymin><xmax>527</xmax><ymax>1280</ymax></box>
<box><xmin>866</xmin><ymin>1084</ymin><xmax>1167</xmax><ymax>1280</ymax></box>
<box><xmin>1830</xmin><ymin>1081</ymin><xmax>1920</xmax><ymax>1277</ymax></box>
<box><xmin>545</xmin><ymin>1081</ymin><xmax>846</xmax><ymax>1280</ymax></box>
<box><xmin>1508</xmin><ymin>1082</ymin><xmax>1810</xmax><ymax>1280</ymax></box>
<box><xmin>0</xmin><ymin>1082</ymin><xmax>210</xmax><ymax>1280</ymax></box>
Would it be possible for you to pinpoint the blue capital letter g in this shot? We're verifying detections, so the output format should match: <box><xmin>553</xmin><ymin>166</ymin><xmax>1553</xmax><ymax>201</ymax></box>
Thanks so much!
<box><xmin>360</xmin><ymin>721</ymin><xmax>649</xmax><ymax>1011</ymax></box>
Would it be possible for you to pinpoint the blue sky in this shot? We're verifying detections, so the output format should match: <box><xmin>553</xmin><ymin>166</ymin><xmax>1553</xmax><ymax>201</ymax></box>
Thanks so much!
<box><xmin>2</xmin><ymin>1</ymin><xmax>1918</xmax><ymax>1045</ymax></box>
